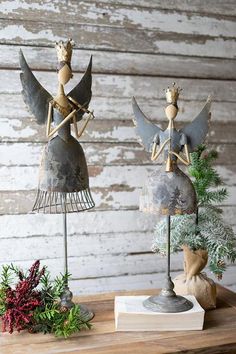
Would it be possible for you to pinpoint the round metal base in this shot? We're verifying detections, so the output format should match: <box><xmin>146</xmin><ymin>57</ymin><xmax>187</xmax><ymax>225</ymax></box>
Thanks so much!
<box><xmin>79</xmin><ymin>304</ymin><xmax>95</xmax><ymax>321</ymax></box>
<box><xmin>143</xmin><ymin>294</ymin><xmax>193</xmax><ymax>313</ymax></box>
<box><xmin>60</xmin><ymin>286</ymin><xmax>94</xmax><ymax>321</ymax></box>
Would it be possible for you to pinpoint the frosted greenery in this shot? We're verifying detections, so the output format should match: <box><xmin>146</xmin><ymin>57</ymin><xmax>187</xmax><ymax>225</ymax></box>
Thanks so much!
<box><xmin>152</xmin><ymin>145</ymin><xmax>236</xmax><ymax>278</ymax></box>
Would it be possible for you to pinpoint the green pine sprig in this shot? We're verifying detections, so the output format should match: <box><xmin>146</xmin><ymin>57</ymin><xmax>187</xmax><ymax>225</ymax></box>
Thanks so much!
<box><xmin>0</xmin><ymin>263</ymin><xmax>92</xmax><ymax>338</ymax></box>
<box><xmin>152</xmin><ymin>145</ymin><xmax>236</xmax><ymax>278</ymax></box>
<box><xmin>52</xmin><ymin>305</ymin><xmax>92</xmax><ymax>338</ymax></box>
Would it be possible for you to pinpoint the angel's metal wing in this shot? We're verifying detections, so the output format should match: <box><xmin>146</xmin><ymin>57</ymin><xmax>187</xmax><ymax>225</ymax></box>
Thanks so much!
<box><xmin>132</xmin><ymin>97</ymin><xmax>162</xmax><ymax>152</ymax></box>
<box><xmin>180</xmin><ymin>97</ymin><xmax>211</xmax><ymax>152</ymax></box>
<box><xmin>68</xmin><ymin>56</ymin><xmax>92</xmax><ymax>122</ymax></box>
<box><xmin>19</xmin><ymin>50</ymin><xmax>53</xmax><ymax>125</ymax></box>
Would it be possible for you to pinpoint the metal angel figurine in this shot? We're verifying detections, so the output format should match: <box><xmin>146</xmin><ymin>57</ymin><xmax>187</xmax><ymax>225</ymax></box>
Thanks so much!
<box><xmin>19</xmin><ymin>39</ymin><xmax>95</xmax><ymax>319</ymax></box>
<box><xmin>132</xmin><ymin>83</ymin><xmax>211</xmax><ymax>313</ymax></box>
<box><xmin>132</xmin><ymin>83</ymin><xmax>211</xmax><ymax>216</ymax></box>
<box><xmin>20</xmin><ymin>39</ymin><xmax>95</xmax><ymax>213</ymax></box>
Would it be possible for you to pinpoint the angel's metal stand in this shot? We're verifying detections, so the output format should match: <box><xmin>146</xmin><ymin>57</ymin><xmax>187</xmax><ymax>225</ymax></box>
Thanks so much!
<box><xmin>60</xmin><ymin>202</ymin><xmax>94</xmax><ymax>321</ymax></box>
<box><xmin>143</xmin><ymin>215</ymin><xmax>193</xmax><ymax>313</ymax></box>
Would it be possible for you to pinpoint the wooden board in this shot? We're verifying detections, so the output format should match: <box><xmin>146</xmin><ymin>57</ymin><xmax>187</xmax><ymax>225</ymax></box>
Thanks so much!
<box><xmin>1</xmin><ymin>1</ymin><xmax>236</xmax><ymax>36</ymax></box>
<box><xmin>1</xmin><ymin>117</ymin><xmax>236</xmax><ymax>143</ymax></box>
<box><xmin>1</xmin><ymin>45</ymin><xmax>236</xmax><ymax>79</ymax></box>
<box><xmin>0</xmin><ymin>286</ymin><xmax>236</xmax><ymax>354</ymax></box>
<box><xmin>2</xmin><ymin>70</ymin><xmax>236</xmax><ymax>102</ymax></box>
<box><xmin>0</xmin><ymin>142</ymin><xmax>235</xmax><ymax>166</ymax></box>
<box><xmin>1</xmin><ymin>0</ymin><xmax>236</xmax><ymax>17</ymax></box>
<box><xmin>0</xmin><ymin>1</ymin><xmax>236</xmax><ymax>59</ymax></box>
<box><xmin>1</xmin><ymin>95</ymin><xmax>236</xmax><ymax>122</ymax></box>
<box><xmin>1</xmin><ymin>19</ymin><xmax>235</xmax><ymax>58</ymax></box>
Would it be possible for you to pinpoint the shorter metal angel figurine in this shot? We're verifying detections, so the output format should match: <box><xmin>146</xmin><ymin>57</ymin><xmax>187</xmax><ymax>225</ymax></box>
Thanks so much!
<box><xmin>132</xmin><ymin>83</ymin><xmax>211</xmax><ymax>216</ymax></box>
<box><xmin>20</xmin><ymin>39</ymin><xmax>95</xmax><ymax>213</ymax></box>
<box><xmin>132</xmin><ymin>83</ymin><xmax>211</xmax><ymax>313</ymax></box>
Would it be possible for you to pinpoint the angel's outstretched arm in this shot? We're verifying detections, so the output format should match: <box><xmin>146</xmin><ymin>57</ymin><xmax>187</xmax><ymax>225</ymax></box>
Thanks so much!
<box><xmin>170</xmin><ymin>144</ymin><xmax>190</xmax><ymax>165</ymax></box>
<box><xmin>151</xmin><ymin>137</ymin><xmax>170</xmax><ymax>161</ymax></box>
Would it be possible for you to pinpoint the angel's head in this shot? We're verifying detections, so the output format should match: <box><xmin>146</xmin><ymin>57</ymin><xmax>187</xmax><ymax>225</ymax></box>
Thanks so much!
<box><xmin>164</xmin><ymin>83</ymin><xmax>182</xmax><ymax>120</ymax></box>
<box><xmin>165</xmin><ymin>104</ymin><xmax>178</xmax><ymax>120</ymax></box>
<box><xmin>55</xmin><ymin>39</ymin><xmax>75</xmax><ymax>85</ymax></box>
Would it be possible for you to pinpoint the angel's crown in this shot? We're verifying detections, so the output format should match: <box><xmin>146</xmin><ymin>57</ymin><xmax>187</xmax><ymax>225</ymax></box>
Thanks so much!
<box><xmin>55</xmin><ymin>39</ymin><xmax>75</xmax><ymax>62</ymax></box>
<box><xmin>165</xmin><ymin>82</ymin><xmax>182</xmax><ymax>104</ymax></box>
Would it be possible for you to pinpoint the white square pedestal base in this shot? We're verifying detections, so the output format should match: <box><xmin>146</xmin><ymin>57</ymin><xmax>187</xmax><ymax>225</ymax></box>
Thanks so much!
<box><xmin>115</xmin><ymin>295</ymin><xmax>205</xmax><ymax>331</ymax></box>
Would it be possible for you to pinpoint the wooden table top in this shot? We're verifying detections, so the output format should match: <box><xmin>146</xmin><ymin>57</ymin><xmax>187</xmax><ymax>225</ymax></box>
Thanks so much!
<box><xmin>1</xmin><ymin>285</ymin><xmax>236</xmax><ymax>354</ymax></box>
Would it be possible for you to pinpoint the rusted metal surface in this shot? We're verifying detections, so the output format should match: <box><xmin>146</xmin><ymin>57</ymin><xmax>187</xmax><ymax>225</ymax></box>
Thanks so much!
<box><xmin>140</xmin><ymin>165</ymin><xmax>197</xmax><ymax>215</ymax></box>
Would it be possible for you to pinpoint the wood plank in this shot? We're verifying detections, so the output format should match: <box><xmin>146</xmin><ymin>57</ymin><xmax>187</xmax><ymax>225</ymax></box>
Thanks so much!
<box><xmin>1</xmin><ymin>45</ymin><xmax>236</xmax><ymax>80</ymax></box>
<box><xmin>0</xmin><ymin>267</ymin><xmax>182</xmax><ymax>296</ymax></box>
<box><xmin>0</xmin><ymin>251</ymin><xmax>184</xmax><ymax>279</ymax></box>
<box><xmin>0</xmin><ymin>142</ymin><xmax>234</xmax><ymax>167</ymax></box>
<box><xmin>1</xmin><ymin>2</ymin><xmax>235</xmax><ymax>38</ymax></box>
<box><xmin>0</xmin><ymin>230</ymin><xmax>153</xmax><ymax>258</ymax></box>
<box><xmin>1</xmin><ymin>95</ymin><xmax>235</xmax><ymax>122</ymax></box>
<box><xmin>84</xmin><ymin>0</ymin><xmax>236</xmax><ymax>16</ymax></box>
<box><xmin>0</xmin><ymin>286</ymin><xmax>235</xmax><ymax>354</ymax></box>
<box><xmin>0</xmin><ymin>186</ymin><xmax>236</xmax><ymax>217</ymax></box>
<box><xmin>2</xmin><ymin>329</ymin><xmax>236</xmax><ymax>354</ymax></box>
<box><xmin>0</xmin><ymin>249</ymin><xmax>233</xmax><ymax>285</ymax></box>
<box><xmin>67</xmin><ymin>266</ymin><xmax>236</xmax><ymax>295</ymax></box>
<box><xmin>227</xmin><ymin>284</ymin><xmax>236</xmax><ymax>292</ymax></box>
<box><xmin>0</xmin><ymin>233</ymin><xmax>234</xmax><ymax>283</ymax></box>
<box><xmin>0</xmin><ymin>165</ymin><xmax>235</xmax><ymax>213</ymax></box>
<box><xmin>1</xmin><ymin>116</ymin><xmax>236</xmax><ymax>143</ymax></box>
<box><xmin>0</xmin><ymin>256</ymin><xmax>234</xmax><ymax>296</ymax></box>
<box><xmin>217</xmin><ymin>285</ymin><xmax>236</xmax><ymax>308</ymax></box>
<box><xmin>0</xmin><ymin>210</ymin><xmax>157</xmax><ymax>237</ymax></box>
<box><xmin>0</xmin><ymin>187</ymin><xmax>235</xmax><ymax>217</ymax></box>
<box><xmin>1</xmin><ymin>164</ymin><xmax>235</xmax><ymax>191</ymax></box>
<box><xmin>0</xmin><ymin>19</ymin><xmax>235</xmax><ymax>58</ymax></box>
<box><xmin>2</xmin><ymin>70</ymin><xmax>236</xmax><ymax>102</ymax></box>
<box><xmin>0</xmin><ymin>207</ymin><xmax>235</xmax><ymax>240</ymax></box>
<box><xmin>1</xmin><ymin>0</ymin><xmax>235</xmax><ymax>18</ymax></box>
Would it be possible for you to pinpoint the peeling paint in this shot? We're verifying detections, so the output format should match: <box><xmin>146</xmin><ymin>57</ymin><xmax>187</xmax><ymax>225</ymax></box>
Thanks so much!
<box><xmin>0</xmin><ymin>0</ymin><xmax>60</xmax><ymax>14</ymax></box>
<box><xmin>0</xmin><ymin>24</ymin><xmax>63</xmax><ymax>42</ymax></box>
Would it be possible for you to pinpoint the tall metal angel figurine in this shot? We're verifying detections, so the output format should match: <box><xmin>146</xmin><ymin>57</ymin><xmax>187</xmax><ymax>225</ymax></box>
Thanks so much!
<box><xmin>20</xmin><ymin>39</ymin><xmax>95</xmax><ymax>319</ymax></box>
<box><xmin>132</xmin><ymin>83</ymin><xmax>211</xmax><ymax>312</ymax></box>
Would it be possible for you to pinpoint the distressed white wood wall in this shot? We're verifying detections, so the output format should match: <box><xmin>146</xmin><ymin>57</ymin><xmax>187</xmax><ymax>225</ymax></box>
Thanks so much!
<box><xmin>0</xmin><ymin>0</ymin><xmax>235</xmax><ymax>294</ymax></box>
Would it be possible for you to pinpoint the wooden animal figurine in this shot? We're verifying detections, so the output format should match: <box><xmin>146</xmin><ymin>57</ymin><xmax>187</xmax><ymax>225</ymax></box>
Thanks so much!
<box><xmin>19</xmin><ymin>39</ymin><xmax>95</xmax><ymax>213</ymax></box>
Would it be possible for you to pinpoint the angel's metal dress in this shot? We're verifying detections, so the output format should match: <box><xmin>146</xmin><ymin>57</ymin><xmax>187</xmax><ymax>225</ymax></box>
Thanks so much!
<box><xmin>33</xmin><ymin>107</ymin><xmax>94</xmax><ymax>213</ymax></box>
<box><xmin>19</xmin><ymin>51</ymin><xmax>95</xmax><ymax>214</ymax></box>
<box><xmin>140</xmin><ymin>129</ymin><xmax>197</xmax><ymax>215</ymax></box>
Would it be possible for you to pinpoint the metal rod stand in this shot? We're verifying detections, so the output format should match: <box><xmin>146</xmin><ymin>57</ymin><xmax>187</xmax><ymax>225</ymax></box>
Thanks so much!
<box><xmin>160</xmin><ymin>215</ymin><xmax>175</xmax><ymax>297</ymax></box>
<box><xmin>59</xmin><ymin>195</ymin><xmax>94</xmax><ymax>320</ymax></box>
<box><xmin>143</xmin><ymin>215</ymin><xmax>194</xmax><ymax>313</ymax></box>
<box><xmin>63</xmin><ymin>210</ymin><xmax>68</xmax><ymax>284</ymax></box>
<box><xmin>60</xmin><ymin>206</ymin><xmax>74</xmax><ymax>309</ymax></box>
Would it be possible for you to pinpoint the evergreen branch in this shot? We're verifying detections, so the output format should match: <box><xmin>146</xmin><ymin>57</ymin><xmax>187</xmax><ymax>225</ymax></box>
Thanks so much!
<box><xmin>152</xmin><ymin>145</ymin><xmax>236</xmax><ymax>277</ymax></box>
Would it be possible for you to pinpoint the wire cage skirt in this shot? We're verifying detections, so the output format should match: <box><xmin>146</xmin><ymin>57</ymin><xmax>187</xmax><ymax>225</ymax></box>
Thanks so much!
<box><xmin>32</xmin><ymin>188</ymin><xmax>95</xmax><ymax>214</ymax></box>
